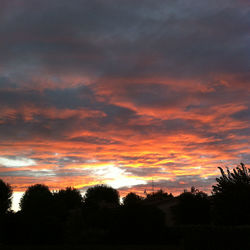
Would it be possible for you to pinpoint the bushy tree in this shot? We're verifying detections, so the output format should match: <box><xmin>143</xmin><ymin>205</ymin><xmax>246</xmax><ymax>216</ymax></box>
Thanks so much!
<box><xmin>83</xmin><ymin>184</ymin><xmax>120</xmax><ymax>208</ymax></box>
<box><xmin>145</xmin><ymin>189</ymin><xmax>173</xmax><ymax>202</ymax></box>
<box><xmin>82</xmin><ymin>185</ymin><xmax>120</xmax><ymax>232</ymax></box>
<box><xmin>0</xmin><ymin>179</ymin><xmax>12</xmax><ymax>215</ymax></box>
<box><xmin>212</xmin><ymin>163</ymin><xmax>250</xmax><ymax>194</ymax></box>
<box><xmin>54</xmin><ymin>187</ymin><xmax>83</xmax><ymax>217</ymax></box>
<box><xmin>20</xmin><ymin>184</ymin><xmax>53</xmax><ymax>215</ymax></box>
<box><xmin>212</xmin><ymin>163</ymin><xmax>250</xmax><ymax>225</ymax></box>
<box><xmin>123</xmin><ymin>192</ymin><xmax>143</xmax><ymax>206</ymax></box>
<box><xmin>172</xmin><ymin>187</ymin><xmax>210</xmax><ymax>225</ymax></box>
<box><xmin>19</xmin><ymin>184</ymin><xmax>58</xmax><ymax>243</ymax></box>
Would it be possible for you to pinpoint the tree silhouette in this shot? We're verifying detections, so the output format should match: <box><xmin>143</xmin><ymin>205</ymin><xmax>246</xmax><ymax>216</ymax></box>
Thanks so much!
<box><xmin>172</xmin><ymin>187</ymin><xmax>210</xmax><ymax>225</ymax></box>
<box><xmin>19</xmin><ymin>184</ymin><xmax>59</xmax><ymax>244</ymax></box>
<box><xmin>82</xmin><ymin>185</ymin><xmax>120</xmax><ymax>233</ymax></box>
<box><xmin>0</xmin><ymin>179</ymin><xmax>12</xmax><ymax>215</ymax></box>
<box><xmin>212</xmin><ymin>163</ymin><xmax>250</xmax><ymax>194</ymax></box>
<box><xmin>212</xmin><ymin>163</ymin><xmax>250</xmax><ymax>225</ymax></box>
<box><xmin>145</xmin><ymin>189</ymin><xmax>173</xmax><ymax>202</ymax></box>
<box><xmin>83</xmin><ymin>184</ymin><xmax>120</xmax><ymax>208</ymax></box>
<box><xmin>20</xmin><ymin>184</ymin><xmax>53</xmax><ymax>215</ymax></box>
<box><xmin>122</xmin><ymin>192</ymin><xmax>143</xmax><ymax>206</ymax></box>
<box><xmin>54</xmin><ymin>187</ymin><xmax>83</xmax><ymax>218</ymax></box>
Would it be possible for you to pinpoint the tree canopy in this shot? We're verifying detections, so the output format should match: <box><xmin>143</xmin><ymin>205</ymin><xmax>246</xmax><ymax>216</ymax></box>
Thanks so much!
<box><xmin>54</xmin><ymin>187</ymin><xmax>83</xmax><ymax>216</ymax></box>
<box><xmin>212</xmin><ymin>163</ymin><xmax>250</xmax><ymax>225</ymax></box>
<box><xmin>122</xmin><ymin>192</ymin><xmax>143</xmax><ymax>206</ymax></box>
<box><xmin>20</xmin><ymin>184</ymin><xmax>53</xmax><ymax>215</ymax></box>
<box><xmin>145</xmin><ymin>189</ymin><xmax>173</xmax><ymax>202</ymax></box>
<box><xmin>172</xmin><ymin>187</ymin><xmax>210</xmax><ymax>225</ymax></box>
<box><xmin>0</xmin><ymin>179</ymin><xmax>12</xmax><ymax>215</ymax></box>
<box><xmin>212</xmin><ymin>163</ymin><xmax>250</xmax><ymax>194</ymax></box>
<box><xmin>83</xmin><ymin>184</ymin><xmax>120</xmax><ymax>208</ymax></box>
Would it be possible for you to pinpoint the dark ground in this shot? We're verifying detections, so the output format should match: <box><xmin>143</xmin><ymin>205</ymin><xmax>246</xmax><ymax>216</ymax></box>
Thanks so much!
<box><xmin>0</xmin><ymin>245</ymin><xmax>180</xmax><ymax>250</ymax></box>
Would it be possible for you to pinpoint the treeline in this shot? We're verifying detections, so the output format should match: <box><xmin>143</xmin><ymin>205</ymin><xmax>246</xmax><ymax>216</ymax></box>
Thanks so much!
<box><xmin>1</xmin><ymin>163</ymin><xmax>250</xmax><ymax>248</ymax></box>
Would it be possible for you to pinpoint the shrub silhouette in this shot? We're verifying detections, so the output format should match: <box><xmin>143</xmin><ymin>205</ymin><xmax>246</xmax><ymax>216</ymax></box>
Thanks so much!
<box><xmin>145</xmin><ymin>189</ymin><xmax>173</xmax><ymax>202</ymax></box>
<box><xmin>0</xmin><ymin>179</ymin><xmax>12</xmax><ymax>215</ymax></box>
<box><xmin>19</xmin><ymin>184</ymin><xmax>61</xmax><ymax>243</ymax></box>
<box><xmin>212</xmin><ymin>163</ymin><xmax>250</xmax><ymax>225</ymax></box>
<box><xmin>20</xmin><ymin>184</ymin><xmax>53</xmax><ymax>215</ymax></box>
<box><xmin>54</xmin><ymin>187</ymin><xmax>83</xmax><ymax>218</ymax></box>
<box><xmin>82</xmin><ymin>185</ymin><xmax>120</xmax><ymax>233</ymax></box>
<box><xmin>122</xmin><ymin>192</ymin><xmax>143</xmax><ymax>206</ymax></box>
<box><xmin>83</xmin><ymin>184</ymin><xmax>120</xmax><ymax>208</ymax></box>
<box><xmin>172</xmin><ymin>187</ymin><xmax>210</xmax><ymax>225</ymax></box>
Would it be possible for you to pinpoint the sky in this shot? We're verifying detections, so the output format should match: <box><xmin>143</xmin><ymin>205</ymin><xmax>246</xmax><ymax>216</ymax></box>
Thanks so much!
<box><xmin>0</xmin><ymin>0</ymin><xmax>250</xmax><ymax>210</ymax></box>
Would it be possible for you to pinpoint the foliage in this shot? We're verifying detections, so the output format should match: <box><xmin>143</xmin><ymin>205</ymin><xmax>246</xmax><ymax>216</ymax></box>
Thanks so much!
<box><xmin>83</xmin><ymin>184</ymin><xmax>120</xmax><ymax>208</ymax></box>
<box><xmin>212</xmin><ymin>163</ymin><xmax>250</xmax><ymax>225</ymax></box>
<box><xmin>5</xmin><ymin>163</ymin><xmax>250</xmax><ymax>244</ymax></box>
<box><xmin>20</xmin><ymin>184</ymin><xmax>53</xmax><ymax>215</ymax></box>
<box><xmin>122</xmin><ymin>192</ymin><xmax>143</xmax><ymax>206</ymax></box>
<box><xmin>172</xmin><ymin>187</ymin><xmax>210</xmax><ymax>225</ymax></box>
<box><xmin>54</xmin><ymin>187</ymin><xmax>83</xmax><ymax>217</ymax></box>
<box><xmin>145</xmin><ymin>189</ymin><xmax>173</xmax><ymax>202</ymax></box>
<box><xmin>212</xmin><ymin>163</ymin><xmax>250</xmax><ymax>194</ymax></box>
<box><xmin>0</xmin><ymin>179</ymin><xmax>13</xmax><ymax>215</ymax></box>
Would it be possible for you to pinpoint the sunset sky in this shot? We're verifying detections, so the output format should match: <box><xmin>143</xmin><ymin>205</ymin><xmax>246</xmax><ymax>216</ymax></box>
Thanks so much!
<box><xmin>0</xmin><ymin>0</ymin><xmax>249</xmax><ymax>210</ymax></box>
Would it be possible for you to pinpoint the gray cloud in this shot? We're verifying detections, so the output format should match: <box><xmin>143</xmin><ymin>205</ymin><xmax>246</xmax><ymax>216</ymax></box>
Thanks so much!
<box><xmin>0</xmin><ymin>0</ymin><xmax>249</xmax><ymax>80</ymax></box>
<box><xmin>0</xmin><ymin>0</ymin><xmax>249</xmax><ymax>192</ymax></box>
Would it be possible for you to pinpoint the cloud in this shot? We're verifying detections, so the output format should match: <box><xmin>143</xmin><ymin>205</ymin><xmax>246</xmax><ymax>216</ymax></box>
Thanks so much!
<box><xmin>86</xmin><ymin>164</ymin><xmax>146</xmax><ymax>189</ymax></box>
<box><xmin>0</xmin><ymin>156</ymin><xmax>36</xmax><ymax>168</ymax></box>
<box><xmin>0</xmin><ymin>0</ymin><xmax>249</xmax><ymax>194</ymax></box>
<box><xmin>0</xmin><ymin>0</ymin><xmax>249</xmax><ymax>80</ymax></box>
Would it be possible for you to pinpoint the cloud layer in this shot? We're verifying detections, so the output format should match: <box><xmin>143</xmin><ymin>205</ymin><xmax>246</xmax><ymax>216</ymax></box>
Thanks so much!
<box><xmin>0</xmin><ymin>0</ymin><xmax>249</xmax><ymax>196</ymax></box>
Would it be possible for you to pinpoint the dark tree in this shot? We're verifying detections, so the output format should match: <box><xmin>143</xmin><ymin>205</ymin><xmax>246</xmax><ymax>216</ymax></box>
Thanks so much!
<box><xmin>83</xmin><ymin>184</ymin><xmax>120</xmax><ymax>208</ymax></box>
<box><xmin>122</xmin><ymin>192</ymin><xmax>143</xmax><ymax>206</ymax></box>
<box><xmin>54</xmin><ymin>187</ymin><xmax>83</xmax><ymax>217</ymax></box>
<box><xmin>20</xmin><ymin>184</ymin><xmax>53</xmax><ymax>215</ymax></box>
<box><xmin>172</xmin><ymin>187</ymin><xmax>210</xmax><ymax>225</ymax></box>
<box><xmin>145</xmin><ymin>189</ymin><xmax>173</xmax><ymax>202</ymax></box>
<box><xmin>19</xmin><ymin>184</ymin><xmax>59</xmax><ymax>244</ymax></box>
<box><xmin>0</xmin><ymin>179</ymin><xmax>12</xmax><ymax>215</ymax></box>
<box><xmin>116</xmin><ymin>203</ymin><xmax>165</xmax><ymax>243</ymax></box>
<box><xmin>212</xmin><ymin>163</ymin><xmax>250</xmax><ymax>225</ymax></box>
<box><xmin>81</xmin><ymin>185</ymin><xmax>120</xmax><ymax>235</ymax></box>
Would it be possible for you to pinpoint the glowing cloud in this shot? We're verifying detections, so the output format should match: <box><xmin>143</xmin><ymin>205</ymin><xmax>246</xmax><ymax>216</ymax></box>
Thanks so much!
<box><xmin>0</xmin><ymin>157</ymin><xmax>36</xmax><ymax>168</ymax></box>
<box><xmin>88</xmin><ymin>164</ymin><xmax>146</xmax><ymax>189</ymax></box>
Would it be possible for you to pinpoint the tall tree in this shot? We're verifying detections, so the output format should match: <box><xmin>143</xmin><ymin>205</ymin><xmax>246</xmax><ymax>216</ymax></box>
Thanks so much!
<box><xmin>123</xmin><ymin>192</ymin><xmax>143</xmax><ymax>206</ymax></box>
<box><xmin>20</xmin><ymin>184</ymin><xmax>53</xmax><ymax>215</ymax></box>
<box><xmin>0</xmin><ymin>179</ymin><xmax>12</xmax><ymax>215</ymax></box>
<box><xmin>212</xmin><ymin>163</ymin><xmax>250</xmax><ymax>225</ymax></box>
<box><xmin>145</xmin><ymin>189</ymin><xmax>173</xmax><ymax>202</ymax></box>
<box><xmin>83</xmin><ymin>184</ymin><xmax>120</xmax><ymax>208</ymax></box>
<box><xmin>54</xmin><ymin>187</ymin><xmax>83</xmax><ymax>218</ymax></box>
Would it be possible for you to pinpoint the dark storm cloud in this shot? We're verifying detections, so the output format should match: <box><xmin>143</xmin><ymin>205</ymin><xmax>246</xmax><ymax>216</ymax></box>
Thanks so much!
<box><xmin>1</xmin><ymin>0</ymin><xmax>249</xmax><ymax>79</ymax></box>
<box><xmin>0</xmin><ymin>86</ymin><xmax>94</xmax><ymax>109</ymax></box>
